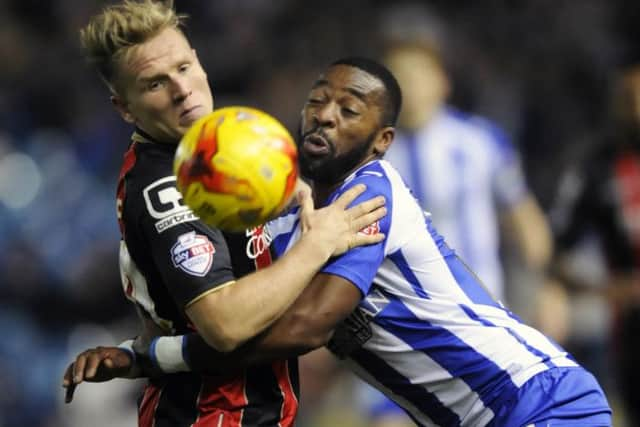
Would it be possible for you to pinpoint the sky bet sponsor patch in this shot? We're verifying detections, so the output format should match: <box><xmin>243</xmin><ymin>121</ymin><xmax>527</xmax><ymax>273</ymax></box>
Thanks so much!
<box><xmin>171</xmin><ymin>231</ymin><xmax>215</xmax><ymax>276</ymax></box>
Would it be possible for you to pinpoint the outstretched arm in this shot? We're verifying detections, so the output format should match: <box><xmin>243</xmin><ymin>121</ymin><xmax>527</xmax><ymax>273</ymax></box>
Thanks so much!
<box><xmin>185</xmin><ymin>184</ymin><xmax>384</xmax><ymax>352</ymax></box>
<box><xmin>61</xmin><ymin>305</ymin><xmax>164</xmax><ymax>403</ymax></box>
<box><xmin>182</xmin><ymin>272</ymin><xmax>362</xmax><ymax>374</ymax></box>
<box><xmin>61</xmin><ymin>272</ymin><xmax>363</xmax><ymax>403</ymax></box>
<box><xmin>62</xmin><ymin>185</ymin><xmax>382</xmax><ymax>401</ymax></box>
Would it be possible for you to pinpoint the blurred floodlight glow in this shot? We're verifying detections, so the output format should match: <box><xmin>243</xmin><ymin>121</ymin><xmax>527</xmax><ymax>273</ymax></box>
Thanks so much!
<box><xmin>0</xmin><ymin>152</ymin><xmax>42</xmax><ymax>209</ymax></box>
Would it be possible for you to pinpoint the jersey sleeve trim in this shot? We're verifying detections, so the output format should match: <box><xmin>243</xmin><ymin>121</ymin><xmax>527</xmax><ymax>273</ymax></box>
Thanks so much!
<box><xmin>184</xmin><ymin>280</ymin><xmax>237</xmax><ymax>309</ymax></box>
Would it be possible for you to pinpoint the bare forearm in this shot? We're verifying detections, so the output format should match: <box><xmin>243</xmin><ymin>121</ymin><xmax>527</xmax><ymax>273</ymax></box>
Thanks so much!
<box><xmin>150</xmin><ymin>276</ymin><xmax>365</xmax><ymax>375</ymax></box>
<box><xmin>190</xmin><ymin>330</ymin><xmax>314</xmax><ymax>373</ymax></box>
<box><xmin>187</xmin><ymin>236</ymin><xmax>332</xmax><ymax>352</ymax></box>
<box><xmin>186</xmin><ymin>184</ymin><xmax>385</xmax><ymax>352</ymax></box>
<box><xmin>142</xmin><ymin>325</ymin><xmax>318</xmax><ymax>376</ymax></box>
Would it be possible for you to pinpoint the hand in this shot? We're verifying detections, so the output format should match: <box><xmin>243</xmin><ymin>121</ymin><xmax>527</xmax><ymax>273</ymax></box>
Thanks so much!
<box><xmin>62</xmin><ymin>346</ymin><xmax>136</xmax><ymax>403</ymax></box>
<box><xmin>299</xmin><ymin>183</ymin><xmax>386</xmax><ymax>257</ymax></box>
<box><xmin>286</xmin><ymin>178</ymin><xmax>313</xmax><ymax>209</ymax></box>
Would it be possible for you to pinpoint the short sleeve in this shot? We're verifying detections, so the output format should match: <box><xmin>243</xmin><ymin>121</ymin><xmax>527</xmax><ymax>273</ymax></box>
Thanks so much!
<box><xmin>135</xmin><ymin>177</ymin><xmax>236</xmax><ymax>308</ymax></box>
<box><xmin>321</xmin><ymin>165</ymin><xmax>391</xmax><ymax>297</ymax></box>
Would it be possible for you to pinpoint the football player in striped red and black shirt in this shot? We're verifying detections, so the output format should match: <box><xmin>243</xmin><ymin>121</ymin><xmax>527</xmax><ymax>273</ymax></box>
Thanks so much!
<box><xmin>62</xmin><ymin>2</ymin><xmax>385</xmax><ymax>426</ymax></box>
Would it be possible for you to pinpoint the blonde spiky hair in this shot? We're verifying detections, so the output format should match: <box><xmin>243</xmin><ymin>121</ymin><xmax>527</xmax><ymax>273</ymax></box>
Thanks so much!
<box><xmin>79</xmin><ymin>0</ymin><xmax>187</xmax><ymax>92</ymax></box>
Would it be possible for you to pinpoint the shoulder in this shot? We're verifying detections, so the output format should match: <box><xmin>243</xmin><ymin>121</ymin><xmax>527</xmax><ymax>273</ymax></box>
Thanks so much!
<box><xmin>333</xmin><ymin>160</ymin><xmax>406</xmax><ymax>235</ymax></box>
<box><xmin>122</xmin><ymin>143</ymin><xmax>195</xmax><ymax>230</ymax></box>
<box><xmin>336</xmin><ymin>160</ymin><xmax>393</xmax><ymax>200</ymax></box>
<box><xmin>125</xmin><ymin>142</ymin><xmax>177</xmax><ymax>192</ymax></box>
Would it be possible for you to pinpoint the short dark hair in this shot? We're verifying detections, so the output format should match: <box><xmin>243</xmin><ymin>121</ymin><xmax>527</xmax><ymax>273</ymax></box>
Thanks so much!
<box><xmin>331</xmin><ymin>57</ymin><xmax>402</xmax><ymax>127</ymax></box>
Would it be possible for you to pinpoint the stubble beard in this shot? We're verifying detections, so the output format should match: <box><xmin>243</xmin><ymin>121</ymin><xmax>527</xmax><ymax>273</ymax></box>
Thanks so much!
<box><xmin>298</xmin><ymin>130</ymin><xmax>377</xmax><ymax>186</ymax></box>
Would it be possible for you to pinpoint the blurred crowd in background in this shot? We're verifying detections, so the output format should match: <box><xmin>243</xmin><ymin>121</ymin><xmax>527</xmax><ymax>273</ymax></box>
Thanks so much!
<box><xmin>1</xmin><ymin>0</ymin><xmax>640</xmax><ymax>426</ymax></box>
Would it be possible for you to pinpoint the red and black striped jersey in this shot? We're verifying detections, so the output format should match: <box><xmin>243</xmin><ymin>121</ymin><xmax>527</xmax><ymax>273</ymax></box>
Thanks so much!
<box><xmin>117</xmin><ymin>129</ymin><xmax>299</xmax><ymax>426</ymax></box>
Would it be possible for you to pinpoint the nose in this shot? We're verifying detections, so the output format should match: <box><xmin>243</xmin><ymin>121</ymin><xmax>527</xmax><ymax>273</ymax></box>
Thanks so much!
<box><xmin>172</xmin><ymin>75</ymin><xmax>192</xmax><ymax>103</ymax></box>
<box><xmin>313</xmin><ymin>102</ymin><xmax>337</xmax><ymax>128</ymax></box>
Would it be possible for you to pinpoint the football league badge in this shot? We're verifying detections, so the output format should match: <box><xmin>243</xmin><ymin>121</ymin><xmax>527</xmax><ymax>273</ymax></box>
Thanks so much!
<box><xmin>171</xmin><ymin>231</ymin><xmax>215</xmax><ymax>276</ymax></box>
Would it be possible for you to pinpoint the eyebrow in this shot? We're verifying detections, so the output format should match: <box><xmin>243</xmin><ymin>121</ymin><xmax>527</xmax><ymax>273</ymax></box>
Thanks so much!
<box><xmin>136</xmin><ymin>58</ymin><xmax>191</xmax><ymax>84</ymax></box>
<box><xmin>311</xmin><ymin>79</ymin><xmax>368</xmax><ymax>102</ymax></box>
<box><xmin>136</xmin><ymin>73</ymin><xmax>166</xmax><ymax>84</ymax></box>
<box><xmin>346</xmin><ymin>87</ymin><xmax>367</xmax><ymax>102</ymax></box>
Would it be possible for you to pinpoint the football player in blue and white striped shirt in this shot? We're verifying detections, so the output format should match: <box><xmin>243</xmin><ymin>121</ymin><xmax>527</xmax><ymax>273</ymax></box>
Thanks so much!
<box><xmin>68</xmin><ymin>58</ymin><xmax>611</xmax><ymax>427</ymax></box>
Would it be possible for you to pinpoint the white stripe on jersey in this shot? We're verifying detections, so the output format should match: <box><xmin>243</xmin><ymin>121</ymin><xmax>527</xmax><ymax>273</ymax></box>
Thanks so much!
<box><xmin>359</xmin><ymin>324</ymin><xmax>494</xmax><ymax>426</ymax></box>
<box><xmin>345</xmin><ymin>357</ymin><xmax>438</xmax><ymax>427</ymax></box>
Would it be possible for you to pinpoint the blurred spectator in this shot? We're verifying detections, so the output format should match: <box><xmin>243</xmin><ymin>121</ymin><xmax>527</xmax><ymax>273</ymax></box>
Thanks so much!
<box><xmin>551</xmin><ymin>62</ymin><xmax>640</xmax><ymax>426</ymax></box>
<box><xmin>382</xmin><ymin>9</ymin><xmax>552</xmax><ymax>305</ymax></box>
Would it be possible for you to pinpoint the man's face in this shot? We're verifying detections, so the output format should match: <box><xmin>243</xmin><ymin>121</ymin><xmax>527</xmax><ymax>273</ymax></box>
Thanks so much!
<box><xmin>299</xmin><ymin>64</ymin><xmax>386</xmax><ymax>185</ymax></box>
<box><xmin>112</xmin><ymin>27</ymin><xmax>213</xmax><ymax>142</ymax></box>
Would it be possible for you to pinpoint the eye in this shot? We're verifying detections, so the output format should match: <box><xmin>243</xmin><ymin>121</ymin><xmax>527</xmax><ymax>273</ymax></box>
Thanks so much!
<box><xmin>342</xmin><ymin>107</ymin><xmax>359</xmax><ymax>116</ymax></box>
<box><xmin>148</xmin><ymin>80</ymin><xmax>164</xmax><ymax>91</ymax></box>
<box><xmin>178</xmin><ymin>63</ymin><xmax>191</xmax><ymax>73</ymax></box>
<box><xmin>307</xmin><ymin>98</ymin><xmax>323</xmax><ymax>105</ymax></box>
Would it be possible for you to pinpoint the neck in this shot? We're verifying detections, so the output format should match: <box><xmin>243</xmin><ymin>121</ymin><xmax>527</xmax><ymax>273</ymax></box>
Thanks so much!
<box><xmin>312</xmin><ymin>183</ymin><xmax>338</xmax><ymax>207</ymax></box>
<box><xmin>311</xmin><ymin>154</ymin><xmax>378</xmax><ymax>207</ymax></box>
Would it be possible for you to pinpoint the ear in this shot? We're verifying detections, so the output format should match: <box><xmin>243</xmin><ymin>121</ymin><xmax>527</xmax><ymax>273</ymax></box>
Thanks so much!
<box><xmin>111</xmin><ymin>94</ymin><xmax>135</xmax><ymax>124</ymax></box>
<box><xmin>373</xmin><ymin>126</ymin><xmax>395</xmax><ymax>156</ymax></box>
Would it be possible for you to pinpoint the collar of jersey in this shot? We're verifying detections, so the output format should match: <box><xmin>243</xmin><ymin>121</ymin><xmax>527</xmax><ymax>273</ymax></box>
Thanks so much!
<box><xmin>131</xmin><ymin>127</ymin><xmax>178</xmax><ymax>145</ymax></box>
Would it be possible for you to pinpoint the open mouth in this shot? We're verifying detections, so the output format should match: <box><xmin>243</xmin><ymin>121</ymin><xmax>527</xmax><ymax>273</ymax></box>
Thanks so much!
<box><xmin>303</xmin><ymin>133</ymin><xmax>331</xmax><ymax>156</ymax></box>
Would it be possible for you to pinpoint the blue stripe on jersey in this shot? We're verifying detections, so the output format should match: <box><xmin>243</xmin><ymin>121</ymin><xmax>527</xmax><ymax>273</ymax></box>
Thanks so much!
<box><xmin>425</xmin><ymin>215</ymin><xmax>500</xmax><ymax>307</ymax></box>
<box><xmin>149</xmin><ymin>338</ymin><xmax>159</xmax><ymax>368</ymax></box>
<box><xmin>272</xmin><ymin>216</ymin><xmax>299</xmax><ymax>257</ymax></box>
<box><xmin>460</xmin><ymin>304</ymin><xmax>556</xmax><ymax>369</ymax></box>
<box><xmin>375</xmin><ymin>292</ymin><xmax>520</xmax><ymax>417</ymax></box>
<box><xmin>424</xmin><ymin>215</ymin><xmax>454</xmax><ymax>256</ymax></box>
<box><xmin>502</xmin><ymin>308</ymin><xmax>574</xmax><ymax>363</ymax></box>
<box><xmin>446</xmin><ymin>255</ymin><xmax>501</xmax><ymax>307</ymax></box>
<box><xmin>350</xmin><ymin>347</ymin><xmax>461</xmax><ymax>427</ymax></box>
<box><xmin>501</xmin><ymin>309</ymin><xmax>573</xmax><ymax>364</ymax></box>
<box><xmin>388</xmin><ymin>250</ymin><xmax>430</xmax><ymax>299</ymax></box>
